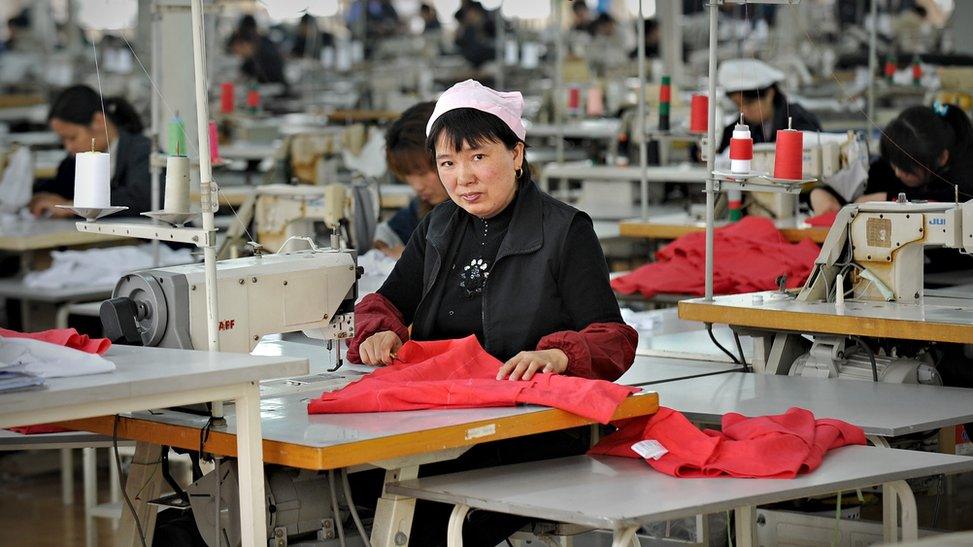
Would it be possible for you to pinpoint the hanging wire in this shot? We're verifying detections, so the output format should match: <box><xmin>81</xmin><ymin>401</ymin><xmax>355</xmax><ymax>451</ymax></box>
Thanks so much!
<box><xmin>91</xmin><ymin>40</ymin><xmax>112</xmax><ymax>157</ymax></box>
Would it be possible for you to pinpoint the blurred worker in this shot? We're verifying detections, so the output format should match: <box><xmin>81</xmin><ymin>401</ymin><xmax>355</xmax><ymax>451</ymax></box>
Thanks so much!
<box><xmin>31</xmin><ymin>84</ymin><xmax>152</xmax><ymax>218</ymax></box>
<box><xmin>373</xmin><ymin>102</ymin><xmax>449</xmax><ymax>258</ymax></box>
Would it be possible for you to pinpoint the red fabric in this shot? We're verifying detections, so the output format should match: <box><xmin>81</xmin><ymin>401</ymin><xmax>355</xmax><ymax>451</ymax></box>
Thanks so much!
<box><xmin>347</xmin><ymin>293</ymin><xmax>411</xmax><ymax>364</ymax></box>
<box><xmin>537</xmin><ymin>322</ymin><xmax>638</xmax><ymax>381</ymax></box>
<box><xmin>806</xmin><ymin>211</ymin><xmax>838</xmax><ymax>227</ymax></box>
<box><xmin>0</xmin><ymin>327</ymin><xmax>110</xmax><ymax>355</ymax></box>
<box><xmin>611</xmin><ymin>216</ymin><xmax>821</xmax><ymax>299</ymax></box>
<box><xmin>589</xmin><ymin>407</ymin><xmax>866</xmax><ymax>478</ymax></box>
<box><xmin>309</xmin><ymin>335</ymin><xmax>639</xmax><ymax>424</ymax></box>
<box><xmin>8</xmin><ymin>425</ymin><xmax>71</xmax><ymax>435</ymax></box>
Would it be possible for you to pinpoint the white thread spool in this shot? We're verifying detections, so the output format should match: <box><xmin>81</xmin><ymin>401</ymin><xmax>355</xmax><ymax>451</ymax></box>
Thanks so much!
<box><xmin>73</xmin><ymin>149</ymin><xmax>111</xmax><ymax>208</ymax></box>
<box><xmin>164</xmin><ymin>155</ymin><xmax>191</xmax><ymax>212</ymax></box>
<box><xmin>729</xmin><ymin>117</ymin><xmax>752</xmax><ymax>174</ymax></box>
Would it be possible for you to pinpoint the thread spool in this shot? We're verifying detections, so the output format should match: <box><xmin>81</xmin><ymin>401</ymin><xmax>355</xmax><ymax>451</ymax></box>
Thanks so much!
<box><xmin>774</xmin><ymin>118</ymin><xmax>804</xmax><ymax>180</ymax></box>
<box><xmin>219</xmin><ymin>82</ymin><xmax>234</xmax><ymax>114</ymax></box>
<box><xmin>74</xmin><ymin>139</ymin><xmax>111</xmax><ymax>208</ymax></box>
<box><xmin>567</xmin><ymin>86</ymin><xmax>581</xmax><ymax>114</ymax></box>
<box><xmin>689</xmin><ymin>94</ymin><xmax>708</xmax><ymax>133</ymax></box>
<box><xmin>728</xmin><ymin>189</ymin><xmax>743</xmax><ymax>222</ymax></box>
<box><xmin>246</xmin><ymin>87</ymin><xmax>260</xmax><ymax>111</ymax></box>
<box><xmin>164</xmin><ymin>155</ymin><xmax>191</xmax><ymax>213</ymax></box>
<box><xmin>729</xmin><ymin>114</ymin><xmax>753</xmax><ymax>174</ymax></box>
<box><xmin>586</xmin><ymin>86</ymin><xmax>604</xmax><ymax>117</ymax></box>
<box><xmin>658</xmin><ymin>75</ymin><xmax>671</xmax><ymax>131</ymax></box>
<box><xmin>208</xmin><ymin>120</ymin><xmax>220</xmax><ymax>163</ymax></box>
<box><xmin>167</xmin><ymin>115</ymin><xmax>186</xmax><ymax>156</ymax></box>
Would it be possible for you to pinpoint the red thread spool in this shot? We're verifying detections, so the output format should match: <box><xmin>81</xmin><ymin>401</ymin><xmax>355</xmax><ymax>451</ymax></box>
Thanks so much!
<box><xmin>208</xmin><ymin>120</ymin><xmax>220</xmax><ymax>163</ymax></box>
<box><xmin>774</xmin><ymin>129</ymin><xmax>804</xmax><ymax>180</ymax></box>
<box><xmin>246</xmin><ymin>89</ymin><xmax>260</xmax><ymax>109</ymax></box>
<box><xmin>689</xmin><ymin>94</ymin><xmax>708</xmax><ymax>133</ymax></box>
<box><xmin>659</xmin><ymin>82</ymin><xmax>671</xmax><ymax>103</ymax></box>
<box><xmin>220</xmin><ymin>82</ymin><xmax>234</xmax><ymax>114</ymax></box>
<box><xmin>729</xmin><ymin>136</ymin><xmax>753</xmax><ymax>159</ymax></box>
<box><xmin>567</xmin><ymin>86</ymin><xmax>581</xmax><ymax>111</ymax></box>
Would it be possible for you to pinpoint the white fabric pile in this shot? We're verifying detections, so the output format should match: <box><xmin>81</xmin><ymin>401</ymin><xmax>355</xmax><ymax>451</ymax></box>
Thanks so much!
<box><xmin>24</xmin><ymin>244</ymin><xmax>195</xmax><ymax>289</ymax></box>
<box><xmin>356</xmin><ymin>249</ymin><xmax>396</xmax><ymax>298</ymax></box>
<box><xmin>0</xmin><ymin>337</ymin><xmax>114</xmax><ymax>378</ymax></box>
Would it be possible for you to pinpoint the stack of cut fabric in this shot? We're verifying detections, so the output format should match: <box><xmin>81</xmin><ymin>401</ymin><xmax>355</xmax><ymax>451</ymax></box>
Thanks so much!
<box><xmin>611</xmin><ymin>216</ymin><xmax>821</xmax><ymax>298</ymax></box>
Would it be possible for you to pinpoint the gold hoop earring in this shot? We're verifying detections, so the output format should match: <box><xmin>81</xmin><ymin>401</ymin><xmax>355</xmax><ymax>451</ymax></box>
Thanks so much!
<box><xmin>515</xmin><ymin>168</ymin><xmax>523</xmax><ymax>179</ymax></box>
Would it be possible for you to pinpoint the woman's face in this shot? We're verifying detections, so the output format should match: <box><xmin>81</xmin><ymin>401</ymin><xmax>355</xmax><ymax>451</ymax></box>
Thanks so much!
<box><xmin>890</xmin><ymin>164</ymin><xmax>927</xmax><ymax>188</ymax></box>
<box><xmin>435</xmin><ymin>135</ymin><xmax>523</xmax><ymax>219</ymax></box>
<box><xmin>403</xmin><ymin>169</ymin><xmax>448</xmax><ymax>206</ymax></box>
<box><xmin>50</xmin><ymin>114</ymin><xmax>108</xmax><ymax>155</ymax></box>
<box><xmin>728</xmin><ymin>88</ymin><xmax>775</xmax><ymax>125</ymax></box>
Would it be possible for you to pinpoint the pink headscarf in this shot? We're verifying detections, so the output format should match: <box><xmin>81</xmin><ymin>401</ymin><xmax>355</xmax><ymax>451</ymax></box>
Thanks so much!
<box><xmin>426</xmin><ymin>79</ymin><xmax>526</xmax><ymax>141</ymax></box>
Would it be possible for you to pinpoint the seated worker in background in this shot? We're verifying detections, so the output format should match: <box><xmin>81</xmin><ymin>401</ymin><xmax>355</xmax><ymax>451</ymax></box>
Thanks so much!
<box><xmin>717</xmin><ymin>59</ymin><xmax>821</xmax><ymax>153</ymax></box>
<box><xmin>809</xmin><ymin>103</ymin><xmax>973</xmax><ymax>214</ymax></box>
<box><xmin>373</xmin><ymin>102</ymin><xmax>449</xmax><ymax>258</ymax></box>
<box><xmin>349</xmin><ymin>80</ymin><xmax>637</xmax><ymax>546</ymax></box>
<box><xmin>291</xmin><ymin>13</ymin><xmax>334</xmax><ymax>59</ymax></box>
<box><xmin>227</xmin><ymin>27</ymin><xmax>287</xmax><ymax>86</ymax></box>
<box><xmin>30</xmin><ymin>85</ymin><xmax>152</xmax><ymax>218</ymax></box>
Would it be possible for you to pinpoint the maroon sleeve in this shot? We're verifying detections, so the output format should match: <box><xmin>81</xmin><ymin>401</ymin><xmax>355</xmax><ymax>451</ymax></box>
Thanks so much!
<box><xmin>346</xmin><ymin>293</ymin><xmax>411</xmax><ymax>364</ymax></box>
<box><xmin>536</xmin><ymin>322</ymin><xmax>638</xmax><ymax>381</ymax></box>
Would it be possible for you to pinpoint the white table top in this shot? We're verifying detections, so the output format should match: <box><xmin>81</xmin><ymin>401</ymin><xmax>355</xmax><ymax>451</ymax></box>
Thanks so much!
<box><xmin>0</xmin><ymin>345</ymin><xmax>308</xmax><ymax>419</ymax></box>
<box><xmin>616</xmin><ymin>355</ymin><xmax>739</xmax><ymax>386</ymax></box>
<box><xmin>0</xmin><ymin>278</ymin><xmax>112</xmax><ymax>302</ymax></box>
<box><xmin>541</xmin><ymin>162</ymin><xmax>708</xmax><ymax>183</ymax></box>
<box><xmin>627</xmin><ymin>307</ymin><xmax>753</xmax><ymax>363</ymax></box>
<box><xmin>657</xmin><ymin>372</ymin><xmax>973</xmax><ymax>437</ymax></box>
<box><xmin>0</xmin><ymin>218</ymin><xmax>129</xmax><ymax>252</ymax></box>
<box><xmin>220</xmin><ymin>141</ymin><xmax>283</xmax><ymax>161</ymax></box>
<box><xmin>388</xmin><ymin>447</ymin><xmax>973</xmax><ymax>530</ymax></box>
<box><xmin>526</xmin><ymin>119</ymin><xmax>622</xmax><ymax>139</ymax></box>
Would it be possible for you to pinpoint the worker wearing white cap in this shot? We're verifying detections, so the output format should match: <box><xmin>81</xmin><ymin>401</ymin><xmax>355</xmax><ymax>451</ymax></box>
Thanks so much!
<box><xmin>716</xmin><ymin>58</ymin><xmax>821</xmax><ymax>153</ymax></box>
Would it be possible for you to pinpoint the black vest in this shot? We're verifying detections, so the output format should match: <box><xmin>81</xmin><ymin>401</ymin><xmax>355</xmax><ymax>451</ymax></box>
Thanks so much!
<box><xmin>410</xmin><ymin>180</ymin><xmax>584</xmax><ymax>361</ymax></box>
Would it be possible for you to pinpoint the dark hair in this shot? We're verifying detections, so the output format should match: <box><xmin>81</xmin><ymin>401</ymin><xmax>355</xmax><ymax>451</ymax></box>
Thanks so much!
<box><xmin>728</xmin><ymin>83</ymin><xmax>779</xmax><ymax>103</ymax></box>
<box><xmin>572</xmin><ymin>0</ymin><xmax>590</xmax><ymax>15</ymax></box>
<box><xmin>881</xmin><ymin>104</ymin><xmax>973</xmax><ymax>178</ymax></box>
<box><xmin>48</xmin><ymin>84</ymin><xmax>144</xmax><ymax>134</ymax></box>
<box><xmin>386</xmin><ymin>101</ymin><xmax>437</xmax><ymax>179</ymax></box>
<box><xmin>426</xmin><ymin>107</ymin><xmax>530</xmax><ymax>184</ymax></box>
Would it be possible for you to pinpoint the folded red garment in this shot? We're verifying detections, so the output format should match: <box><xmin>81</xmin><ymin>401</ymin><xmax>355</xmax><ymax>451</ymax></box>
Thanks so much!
<box><xmin>8</xmin><ymin>425</ymin><xmax>71</xmax><ymax>435</ymax></box>
<box><xmin>612</xmin><ymin>217</ymin><xmax>821</xmax><ymax>299</ymax></box>
<box><xmin>0</xmin><ymin>327</ymin><xmax>111</xmax><ymax>355</ymax></box>
<box><xmin>589</xmin><ymin>406</ymin><xmax>865</xmax><ymax>478</ymax></box>
<box><xmin>806</xmin><ymin>211</ymin><xmax>838</xmax><ymax>227</ymax></box>
<box><xmin>308</xmin><ymin>335</ymin><xmax>639</xmax><ymax>424</ymax></box>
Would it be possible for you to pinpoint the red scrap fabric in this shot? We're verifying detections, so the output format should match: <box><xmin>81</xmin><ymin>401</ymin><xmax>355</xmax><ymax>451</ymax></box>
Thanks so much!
<box><xmin>612</xmin><ymin>216</ymin><xmax>821</xmax><ymax>299</ymax></box>
<box><xmin>347</xmin><ymin>293</ymin><xmax>637</xmax><ymax>381</ymax></box>
<box><xmin>0</xmin><ymin>327</ymin><xmax>110</xmax><ymax>355</ymax></box>
<box><xmin>8</xmin><ymin>425</ymin><xmax>70</xmax><ymax>435</ymax></box>
<box><xmin>805</xmin><ymin>211</ymin><xmax>838</xmax><ymax>227</ymax></box>
<box><xmin>310</xmin><ymin>335</ymin><xmax>638</xmax><ymax>424</ymax></box>
<box><xmin>589</xmin><ymin>406</ymin><xmax>865</xmax><ymax>478</ymax></box>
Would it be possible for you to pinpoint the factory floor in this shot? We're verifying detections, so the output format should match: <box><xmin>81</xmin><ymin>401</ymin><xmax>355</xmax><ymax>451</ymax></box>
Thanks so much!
<box><xmin>0</xmin><ymin>450</ymin><xmax>972</xmax><ymax>546</ymax></box>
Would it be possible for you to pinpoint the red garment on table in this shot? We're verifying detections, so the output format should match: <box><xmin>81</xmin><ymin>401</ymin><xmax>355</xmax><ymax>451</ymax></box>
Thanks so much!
<box><xmin>0</xmin><ymin>327</ymin><xmax>110</xmax><ymax>355</ymax></box>
<box><xmin>347</xmin><ymin>292</ymin><xmax>636</xmax><ymax>381</ymax></box>
<box><xmin>806</xmin><ymin>211</ymin><xmax>838</xmax><ymax>227</ymax></box>
<box><xmin>589</xmin><ymin>406</ymin><xmax>865</xmax><ymax>478</ymax></box>
<box><xmin>310</xmin><ymin>335</ymin><xmax>638</xmax><ymax>424</ymax></box>
<box><xmin>611</xmin><ymin>216</ymin><xmax>821</xmax><ymax>299</ymax></box>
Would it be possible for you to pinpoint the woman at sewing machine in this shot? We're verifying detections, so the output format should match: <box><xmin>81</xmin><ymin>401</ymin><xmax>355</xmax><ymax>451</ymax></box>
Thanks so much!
<box><xmin>809</xmin><ymin>103</ymin><xmax>973</xmax><ymax>214</ymax></box>
<box><xmin>29</xmin><ymin>84</ymin><xmax>152</xmax><ymax>218</ymax></box>
<box><xmin>716</xmin><ymin>58</ymin><xmax>821</xmax><ymax>154</ymax></box>
<box><xmin>348</xmin><ymin>79</ymin><xmax>637</xmax><ymax>547</ymax></box>
<box><xmin>372</xmin><ymin>101</ymin><xmax>450</xmax><ymax>258</ymax></box>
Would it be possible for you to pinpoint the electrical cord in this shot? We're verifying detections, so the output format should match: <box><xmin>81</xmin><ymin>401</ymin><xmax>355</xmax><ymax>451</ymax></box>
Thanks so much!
<box><xmin>340</xmin><ymin>469</ymin><xmax>373</xmax><ymax>547</ymax></box>
<box><xmin>850</xmin><ymin>336</ymin><xmax>879</xmax><ymax>382</ymax></box>
<box><xmin>706</xmin><ymin>323</ymin><xmax>740</xmax><ymax>364</ymax></box>
<box><xmin>732</xmin><ymin>331</ymin><xmax>750</xmax><ymax>372</ymax></box>
<box><xmin>114</xmin><ymin>416</ymin><xmax>148</xmax><ymax>547</ymax></box>
<box><xmin>328</xmin><ymin>470</ymin><xmax>347</xmax><ymax>547</ymax></box>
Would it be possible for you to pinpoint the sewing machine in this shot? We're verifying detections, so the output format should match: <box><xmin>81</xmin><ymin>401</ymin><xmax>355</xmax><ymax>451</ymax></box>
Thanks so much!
<box><xmin>100</xmin><ymin>247</ymin><xmax>359</xmax><ymax>354</ymax></box>
<box><xmin>681</xmin><ymin>195</ymin><xmax>973</xmax><ymax>384</ymax></box>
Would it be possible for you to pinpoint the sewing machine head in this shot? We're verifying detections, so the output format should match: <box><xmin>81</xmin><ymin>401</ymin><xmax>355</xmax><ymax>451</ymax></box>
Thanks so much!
<box><xmin>800</xmin><ymin>196</ymin><xmax>972</xmax><ymax>304</ymax></box>
<box><xmin>101</xmin><ymin>248</ymin><xmax>360</xmax><ymax>353</ymax></box>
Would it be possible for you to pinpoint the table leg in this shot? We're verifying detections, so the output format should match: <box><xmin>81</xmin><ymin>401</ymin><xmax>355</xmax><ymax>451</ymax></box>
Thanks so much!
<box><xmin>446</xmin><ymin>504</ymin><xmax>470</xmax><ymax>547</ymax></box>
<box><xmin>885</xmin><ymin>480</ymin><xmax>918</xmax><ymax>542</ymax></box>
<box><xmin>611</xmin><ymin>526</ymin><xmax>639</xmax><ymax>547</ymax></box>
<box><xmin>734</xmin><ymin>505</ymin><xmax>756</xmax><ymax>547</ymax></box>
<box><xmin>83</xmin><ymin>447</ymin><xmax>97</xmax><ymax>547</ymax></box>
<box><xmin>234</xmin><ymin>381</ymin><xmax>268</xmax><ymax>547</ymax></box>
<box><xmin>117</xmin><ymin>442</ymin><xmax>163</xmax><ymax>547</ymax></box>
<box><xmin>371</xmin><ymin>465</ymin><xmax>419</xmax><ymax>547</ymax></box>
<box><xmin>110</xmin><ymin>450</ymin><xmax>121</xmax><ymax>530</ymax></box>
<box><xmin>61</xmin><ymin>448</ymin><xmax>74</xmax><ymax>506</ymax></box>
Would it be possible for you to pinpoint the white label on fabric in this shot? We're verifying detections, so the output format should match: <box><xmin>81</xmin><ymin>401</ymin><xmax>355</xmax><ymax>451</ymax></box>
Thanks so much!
<box><xmin>631</xmin><ymin>440</ymin><xmax>668</xmax><ymax>460</ymax></box>
<box><xmin>465</xmin><ymin>424</ymin><xmax>497</xmax><ymax>440</ymax></box>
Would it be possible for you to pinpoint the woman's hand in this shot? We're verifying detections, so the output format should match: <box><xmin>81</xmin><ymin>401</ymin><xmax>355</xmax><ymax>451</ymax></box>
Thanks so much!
<box><xmin>358</xmin><ymin>330</ymin><xmax>403</xmax><ymax>366</ymax></box>
<box><xmin>808</xmin><ymin>188</ymin><xmax>841</xmax><ymax>215</ymax></box>
<box><xmin>28</xmin><ymin>193</ymin><xmax>72</xmax><ymax>218</ymax></box>
<box><xmin>854</xmin><ymin>192</ymin><xmax>888</xmax><ymax>204</ymax></box>
<box><xmin>497</xmin><ymin>349</ymin><xmax>569</xmax><ymax>381</ymax></box>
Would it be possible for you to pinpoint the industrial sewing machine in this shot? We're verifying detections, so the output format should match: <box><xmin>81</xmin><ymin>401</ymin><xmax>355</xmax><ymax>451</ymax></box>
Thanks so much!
<box><xmin>699</xmin><ymin>195</ymin><xmax>973</xmax><ymax>384</ymax></box>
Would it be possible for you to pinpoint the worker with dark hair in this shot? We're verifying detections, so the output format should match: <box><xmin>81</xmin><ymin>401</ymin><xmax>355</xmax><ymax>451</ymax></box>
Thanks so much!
<box><xmin>227</xmin><ymin>24</ymin><xmax>287</xmax><ymax>85</ymax></box>
<box><xmin>291</xmin><ymin>13</ymin><xmax>334</xmax><ymax>59</ymax></box>
<box><xmin>373</xmin><ymin>102</ymin><xmax>449</xmax><ymax>258</ymax></box>
<box><xmin>30</xmin><ymin>84</ymin><xmax>153</xmax><ymax>218</ymax></box>
<box><xmin>571</xmin><ymin>0</ymin><xmax>593</xmax><ymax>33</ymax></box>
